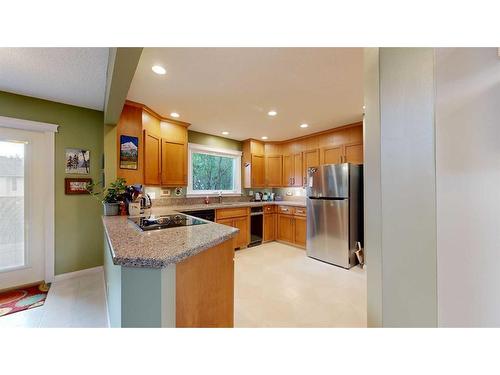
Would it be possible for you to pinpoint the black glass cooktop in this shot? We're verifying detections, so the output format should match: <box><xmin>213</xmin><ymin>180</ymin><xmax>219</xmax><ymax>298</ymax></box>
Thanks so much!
<box><xmin>129</xmin><ymin>214</ymin><xmax>207</xmax><ymax>231</ymax></box>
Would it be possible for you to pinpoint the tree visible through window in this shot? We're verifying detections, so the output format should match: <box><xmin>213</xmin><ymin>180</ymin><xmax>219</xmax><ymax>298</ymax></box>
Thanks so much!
<box><xmin>192</xmin><ymin>153</ymin><xmax>234</xmax><ymax>191</ymax></box>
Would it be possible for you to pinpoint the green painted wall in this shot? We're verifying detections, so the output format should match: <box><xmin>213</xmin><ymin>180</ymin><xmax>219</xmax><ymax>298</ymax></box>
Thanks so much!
<box><xmin>188</xmin><ymin>130</ymin><xmax>242</xmax><ymax>151</ymax></box>
<box><xmin>0</xmin><ymin>91</ymin><xmax>104</xmax><ymax>275</ymax></box>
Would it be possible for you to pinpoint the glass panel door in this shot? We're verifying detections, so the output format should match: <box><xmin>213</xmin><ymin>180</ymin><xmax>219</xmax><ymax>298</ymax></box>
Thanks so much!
<box><xmin>0</xmin><ymin>140</ymin><xmax>26</xmax><ymax>271</ymax></box>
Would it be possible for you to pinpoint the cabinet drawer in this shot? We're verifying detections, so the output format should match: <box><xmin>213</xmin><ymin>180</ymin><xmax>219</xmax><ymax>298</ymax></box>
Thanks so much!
<box><xmin>216</xmin><ymin>207</ymin><xmax>249</xmax><ymax>220</ymax></box>
<box><xmin>277</xmin><ymin>205</ymin><xmax>294</xmax><ymax>215</ymax></box>
<box><xmin>294</xmin><ymin>207</ymin><xmax>307</xmax><ymax>217</ymax></box>
<box><xmin>263</xmin><ymin>205</ymin><xmax>276</xmax><ymax>214</ymax></box>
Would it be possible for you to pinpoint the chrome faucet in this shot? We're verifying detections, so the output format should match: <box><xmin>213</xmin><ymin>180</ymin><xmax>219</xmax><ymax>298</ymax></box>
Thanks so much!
<box><xmin>218</xmin><ymin>191</ymin><xmax>223</xmax><ymax>204</ymax></box>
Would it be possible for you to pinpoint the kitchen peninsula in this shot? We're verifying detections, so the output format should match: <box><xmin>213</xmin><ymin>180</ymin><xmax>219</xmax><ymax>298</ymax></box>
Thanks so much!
<box><xmin>102</xmin><ymin>209</ymin><xmax>238</xmax><ymax>328</ymax></box>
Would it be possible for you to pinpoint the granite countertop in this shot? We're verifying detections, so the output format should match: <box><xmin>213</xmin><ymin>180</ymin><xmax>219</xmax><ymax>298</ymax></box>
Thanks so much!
<box><xmin>103</xmin><ymin>213</ymin><xmax>239</xmax><ymax>269</ymax></box>
<box><xmin>165</xmin><ymin>200</ymin><xmax>306</xmax><ymax>213</ymax></box>
<box><xmin>102</xmin><ymin>199</ymin><xmax>305</xmax><ymax>269</ymax></box>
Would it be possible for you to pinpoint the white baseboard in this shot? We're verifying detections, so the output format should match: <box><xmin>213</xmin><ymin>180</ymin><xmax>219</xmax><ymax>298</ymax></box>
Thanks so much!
<box><xmin>54</xmin><ymin>266</ymin><xmax>103</xmax><ymax>282</ymax></box>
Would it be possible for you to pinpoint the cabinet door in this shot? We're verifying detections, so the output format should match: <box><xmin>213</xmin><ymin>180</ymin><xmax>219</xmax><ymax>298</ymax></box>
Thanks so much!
<box><xmin>294</xmin><ymin>216</ymin><xmax>307</xmax><ymax>248</ymax></box>
<box><xmin>277</xmin><ymin>214</ymin><xmax>294</xmax><ymax>243</ymax></box>
<box><xmin>292</xmin><ymin>152</ymin><xmax>303</xmax><ymax>187</ymax></box>
<box><xmin>265</xmin><ymin>155</ymin><xmax>282</xmax><ymax>187</ymax></box>
<box><xmin>263</xmin><ymin>214</ymin><xmax>276</xmax><ymax>242</ymax></box>
<box><xmin>321</xmin><ymin>146</ymin><xmax>343</xmax><ymax>165</ymax></box>
<box><xmin>282</xmin><ymin>154</ymin><xmax>293</xmax><ymax>187</ymax></box>
<box><xmin>217</xmin><ymin>218</ymin><xmax>236</xmax><ymax>249</ymax></box>
<box><xmin>232</xmin><ymin>216</ymin><xmax>249</xmax><ymax>249</ymax></box>
<box><xmin>344</xmin><ymin>142</ymin><xmax>363</xmax><ymax>164</ymax></box>
<box><xmin>251</xmin><ymin>154</ymin><xmax>265</xmax><ymax>187</ymax></box>
<box><xmin>161</xmin><ymin>140</ymin><xmax>187</xmax><ymax>186</ymax></box>
<box><xmin>303</xmin><ymin>149</ymin><xmax>320</xmax><ymax>186</ymax></box>
<box><xmin>144</xmin><ymin>130</ymin><xmax>161</xmax><ymax>185</ymax></box>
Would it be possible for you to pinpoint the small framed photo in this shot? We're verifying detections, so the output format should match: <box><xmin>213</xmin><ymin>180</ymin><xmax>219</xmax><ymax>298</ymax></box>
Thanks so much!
<box><xmin>66</xmin><ymin>148</ymin><xmax>90</xmax><ymax>174</ymax></box>
<box><xmin>65</xmin><ymin>178</ymin><xmax>92</xmax><ymax>195</ymax></box>
<box><xmin>120</xmin><ymin>135</ymin><xmax>139</xmax><ymax>170</ymax></box>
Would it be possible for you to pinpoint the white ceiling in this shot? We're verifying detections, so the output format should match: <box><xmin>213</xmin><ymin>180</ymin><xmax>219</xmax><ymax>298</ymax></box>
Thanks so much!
<box><xmin>127</xmin><ymin>48</ymin><xmax>363</xmax><ymax>141</ymax></box>
<box><xmin>0</xmin><ymin>48</ymin><xmax>109</xmax><ymax>110</ymax></box>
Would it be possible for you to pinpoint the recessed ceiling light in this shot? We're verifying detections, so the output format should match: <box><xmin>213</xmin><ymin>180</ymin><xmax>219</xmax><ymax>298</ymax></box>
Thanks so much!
<box><xmin>152</xmin><ymin>65</ymin><xmax>166</xmax><ymax>75</ymax></box>
<box><xmin>267</xmin><ymin>110</ymin><xmax>277</xmax><ymax>117</ymax></box>
<box><xmin>300</xmin><ymin>123</ymin><xmax>309</xmax><ymax>128</ymax></box>
<box><xmin>170</xmin><ymin>112</ymin><xmax>180</xmax><ymax>118</ymax></box>
<box><xmin>261</xmin><ymin>136</ymin><xmax>268</xmax><ymax>140</ymax></box>
<box><xmin>222</xmin><ymin>131</ymin><xmax>229</xmax><ymax>135</ymax></box>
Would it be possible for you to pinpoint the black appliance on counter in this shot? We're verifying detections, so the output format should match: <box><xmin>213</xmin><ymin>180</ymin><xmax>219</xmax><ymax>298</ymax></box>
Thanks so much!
<box><xmin>129</xmin><ymin>213</ymin><xmax>207</xmax><ymax>231</ymax></box>
<box><xmin>249</xmin><ymin>206</ymin><xmax>263</xmax><ymax>247</ymax></box>
<box><xmin>180</xmin><ymin>209</ymin><xmax>215</xmax><ymax>222</ymax></box>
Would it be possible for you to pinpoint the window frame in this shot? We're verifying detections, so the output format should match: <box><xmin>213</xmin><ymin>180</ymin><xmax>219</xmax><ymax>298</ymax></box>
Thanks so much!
<box><xmin>187</xmin><ymin>143</ymin><xmax>242</xmax><ymax>197</ymax></box>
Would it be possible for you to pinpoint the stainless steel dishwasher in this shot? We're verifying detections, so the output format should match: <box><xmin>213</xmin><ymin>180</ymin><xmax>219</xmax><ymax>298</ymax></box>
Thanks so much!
<box><xmin>249</xmin><ymin>206</ymin><xmax>263</xmax><ymax>247</ymax></box>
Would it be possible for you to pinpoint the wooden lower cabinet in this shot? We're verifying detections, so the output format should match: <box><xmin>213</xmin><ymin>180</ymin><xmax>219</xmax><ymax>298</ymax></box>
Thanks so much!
<box><xmin>263</xmin><ymin>213</ymin><xmax>276</xmax><ymax>242</ymax></box>
<box><xmin>277</xmin><ymin>214</ymin><xmax>295</xmax><ymax>244</ymax></box>
<box><xmin>216</xmin><ymin>208</ymin><xmax>250</xmax><ymax>250</ymax></box>
<box><xmin>232</xmin><ymin>216</ymin><xmax>249</xmax><ymax>249</ymax></box>
<box><xmin>294</xmin><ymin>216</ymin><xmax>307</xmax><ymax>247</ymax></box>
<box><xmin>176</xmin><ymin>239</ymin><xmax>234</xmax><ymax>327</ymax></box>
<box><xmin>276</xmin><ymin>206</ymin><xmax>307</xmax><ymax>249</ymax></box>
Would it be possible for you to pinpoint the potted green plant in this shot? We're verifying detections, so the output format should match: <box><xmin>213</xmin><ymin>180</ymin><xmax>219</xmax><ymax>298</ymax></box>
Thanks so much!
<box><xmin>87</xmin><ymin>178</ymin><xmax>127</xmax><ymax>216</ymax></box>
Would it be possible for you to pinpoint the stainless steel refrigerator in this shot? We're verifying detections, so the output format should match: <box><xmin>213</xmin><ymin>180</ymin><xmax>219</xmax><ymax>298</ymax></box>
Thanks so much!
<box><xmin>306</xmin><ymin>163</ymin><xmax>363</xmax><ymax>269</ymax></box>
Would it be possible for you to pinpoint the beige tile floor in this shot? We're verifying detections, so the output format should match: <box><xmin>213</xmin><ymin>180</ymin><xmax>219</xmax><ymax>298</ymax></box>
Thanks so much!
<box><xmin>234</xmin><ymin>242</ymin><xmax>367</xmax><ymax>327</ymax></box>
<box><xmin>0</xmin><ymin>242</ymin><xmax>366</xmax><ymax>328</ymax></box>
<box><xmin>0</xmin><ymin>270</ymin><xmax>108</xmax><ymax>328</ymax></box>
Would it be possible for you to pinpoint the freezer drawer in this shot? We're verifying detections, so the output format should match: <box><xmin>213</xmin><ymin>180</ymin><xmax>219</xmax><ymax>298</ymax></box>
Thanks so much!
<box><xmin>306</xmin><ymin>198</ymin><xmax>350</xmax><ymax>268</ymax></box>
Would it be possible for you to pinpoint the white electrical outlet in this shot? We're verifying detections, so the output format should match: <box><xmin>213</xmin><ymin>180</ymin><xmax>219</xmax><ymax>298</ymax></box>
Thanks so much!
<box><xmin>160</xmin><ymin>189</ymin><xmax>171</xmax><ymax>197</ymax></box>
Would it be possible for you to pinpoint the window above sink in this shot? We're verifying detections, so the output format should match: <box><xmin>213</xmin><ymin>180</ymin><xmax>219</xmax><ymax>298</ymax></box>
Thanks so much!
<box><xmin>187</xmin><ymin>143</ymin><xmax>242</xmax><ymax>197</ymax></box>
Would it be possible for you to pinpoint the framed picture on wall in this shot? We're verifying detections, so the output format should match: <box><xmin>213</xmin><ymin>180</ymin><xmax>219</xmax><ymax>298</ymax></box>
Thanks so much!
<box><xmin>65</xmin><ymin>148</ymin><xmax>90</xmax><ymax>174</ymax></box>
<box><xmin>120</xmin><ymin>135</ymin><xmax>138</xmax><ymax>170</ymax></box>
<box><xmin>65</xmin><ymin>178</ymin><xmax>92</xmax><ymax>195</ymax></box>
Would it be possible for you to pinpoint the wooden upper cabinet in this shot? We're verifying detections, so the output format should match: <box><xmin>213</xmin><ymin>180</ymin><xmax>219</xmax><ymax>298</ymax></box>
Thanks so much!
<box><xmin>161</xmin><ymin>140</ymin><xmax>187</xmax><ymax>186</ymax></box>
<box><xmin>321</xmin><ymin>145</ymin><xmax>343</xmax><ymax>165</ymax></box>
<box><xmin>242</xmin><ymin>123</ymin><xmax>362</xmax><ymax>187</ymax></box>
<box><xmin>282</xmin><ymin>154</ymin><xmax>293</xmax><ymax>186</ymax></box>
<box><xmin>344</xmin><ymin>142</ymin><xmax>363</xmax><ymax>164</ymax></box>
<box><xmin>117</xmin><ymin>102</ymin><xmax>190</xmax><ymax>186</ymax></box>
<box><xmin>143</xmin><ymin>130</ymin><xmax>161</xmax><ymax>185</ymax></box>
<box><xmin>283</xmin><ymin>152</ymin><xmax>303</xmax><ymax>187</ymax></box>
<box><xmin>292</xmin><ymin>152</ymin><xmax>303</xmax><ymax>187</ymax></box>
<box><xmin>303</xmin><ymin>149</ymin><xmax>320</xmax><ymax>185</ymax></box>
<box><xmin>251</xmin><ymin>154</ymin><xmax>265</xmax><ymax>187</ymax></box>
<box><xmin>265</xmin><ymin>155</ymin><xmax>282</xmax><ymax>187</ymax></box>
<box><xmin>116</xmin><ymin>105</ymin><xmax>143</xmax><ymax>184</ymax></box>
